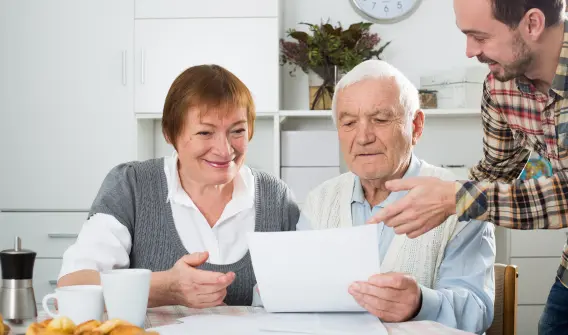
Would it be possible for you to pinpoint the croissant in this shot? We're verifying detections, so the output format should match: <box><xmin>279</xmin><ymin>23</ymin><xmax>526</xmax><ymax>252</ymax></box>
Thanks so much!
<box><xmin>0</xmin><ymin>313</ymin><xmax>10</xmax><ymax>335</ymax></box>
<box><xmin>73</xmin><ymin>320</ymin><xmax>101</xmax><ymax>335</ymax></box>
<box><xmin>25</xmin><ymin>317</ymin><xmax>158</xmax><ymax>335</ymax></box>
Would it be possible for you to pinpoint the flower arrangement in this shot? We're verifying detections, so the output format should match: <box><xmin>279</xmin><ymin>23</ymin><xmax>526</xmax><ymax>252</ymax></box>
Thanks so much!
<box><xmin>280</xmin><ymin>21</ymin><xmax>390</xmax><ymax>109</ymax></box>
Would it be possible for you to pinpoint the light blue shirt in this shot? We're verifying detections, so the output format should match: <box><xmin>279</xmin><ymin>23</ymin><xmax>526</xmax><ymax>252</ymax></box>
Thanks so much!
<box><xmin>296</xmin><ymin>155</ymin><xmax>495</xmax><ymax>334</ymax></box>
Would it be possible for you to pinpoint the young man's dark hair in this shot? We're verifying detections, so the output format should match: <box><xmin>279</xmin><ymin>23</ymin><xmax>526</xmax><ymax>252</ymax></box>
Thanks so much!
<box><xmin>492</xmin><ymin>0</ymin><xmax>565</xmax><ymax>28</ymax></box>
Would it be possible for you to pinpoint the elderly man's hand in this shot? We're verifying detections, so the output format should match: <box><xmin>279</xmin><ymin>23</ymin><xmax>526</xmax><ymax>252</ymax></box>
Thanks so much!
<box><xmin>366</xmin><ymin>176</ymin><xmax>457</xmax><ymax>238</ymax></box>
<box><xmin>349</xmin><ymin>273</ymin><xmax>422</xmax><ymax>322</ymax></box>
<box><xmin>168</xmin><ymin>251</ymin><xmax>235</xmax><ymax>308</ymax></box>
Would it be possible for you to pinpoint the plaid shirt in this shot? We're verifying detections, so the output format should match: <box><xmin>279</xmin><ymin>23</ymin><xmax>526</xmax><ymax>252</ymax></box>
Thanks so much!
<box><xmin>455</xmin><ymin>22</ymin><xmax>568</xmax><ymax>285</ymax></box>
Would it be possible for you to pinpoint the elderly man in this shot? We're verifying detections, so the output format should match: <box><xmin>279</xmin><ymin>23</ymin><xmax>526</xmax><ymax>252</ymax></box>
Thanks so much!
<box><xmin>296</xmin><ymin>60</ymin><xmax>496</xmax><ymax>334</ymax></box>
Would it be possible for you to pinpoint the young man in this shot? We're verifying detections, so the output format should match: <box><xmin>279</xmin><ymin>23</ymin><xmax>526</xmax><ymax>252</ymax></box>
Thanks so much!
<box><xmin>369</xmin><ymin>1</ymin><xmax>568</xmax><ymax>334</ymax></box>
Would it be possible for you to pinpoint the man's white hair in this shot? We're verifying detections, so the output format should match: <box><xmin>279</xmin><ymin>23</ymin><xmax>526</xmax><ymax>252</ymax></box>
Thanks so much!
<box><xmin>331</xmin><ymin>59</ymin><xmax>420</xmax><ymax>124</ymax></box>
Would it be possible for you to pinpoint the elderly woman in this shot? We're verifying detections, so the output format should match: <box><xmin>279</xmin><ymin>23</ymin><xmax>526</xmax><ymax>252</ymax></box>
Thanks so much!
<box><xmin>57</xmin><ymin>64</ymin><xmax>299</xmax><ymax>308</ymax></box>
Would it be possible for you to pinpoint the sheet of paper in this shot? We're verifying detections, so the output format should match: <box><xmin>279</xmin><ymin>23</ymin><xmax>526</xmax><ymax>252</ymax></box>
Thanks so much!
<box><xmin>317</xmin><ymin>313</ymin><xmax>388</xmax><ymax>335</ymax></box>
<box><xmin>156</xmin><ymin>312</ymin><xmax>387</xmax><ymax>335</ymax></box>
<box><xmin>247</xmin><ymin>224</ymin><xmax>381</xmax><ymax>313</ymax></box>
<box><xmin>148</xmin><ymin>315</ymin><xmax>257</xmax><ymax>335</ymax></box>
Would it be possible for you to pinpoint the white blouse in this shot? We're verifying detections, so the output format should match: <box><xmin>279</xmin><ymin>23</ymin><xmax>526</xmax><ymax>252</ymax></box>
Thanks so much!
<box><xmin>58</xmin><ymin>152</ymin><xmax>256</xmax><ymax>279</ymax></box>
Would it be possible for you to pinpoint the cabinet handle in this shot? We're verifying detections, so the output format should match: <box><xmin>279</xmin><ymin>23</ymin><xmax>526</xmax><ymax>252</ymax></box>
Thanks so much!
<box><xmin>48</xmin><ymin>280</ymin><xmax>57</xmax><ymax>286</ymax></box>
<box><xmin>122</xmin><ymin>50</ymin><xmax>127</xmax><ymax>86</ymax></box>
<box><xmin>140</xmin><ymin>49</ymin><xmax>145</xmax><ymax>84</ymax></box>
<box><xmin>47</xmin><ymin>233</ymin><xmax>78</xmax><ymax>239</ymax></box>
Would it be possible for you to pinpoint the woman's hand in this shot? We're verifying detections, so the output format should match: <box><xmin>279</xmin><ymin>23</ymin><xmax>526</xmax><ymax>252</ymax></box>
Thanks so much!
<box><xmin>167</xmin><ymin>251</ymin><xmax>236</xmax><ymax>308</ymax></box>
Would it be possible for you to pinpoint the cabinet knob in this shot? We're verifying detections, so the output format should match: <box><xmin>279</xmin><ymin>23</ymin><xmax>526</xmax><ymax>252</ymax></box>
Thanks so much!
<box><xmin>49</xmin><ymin>280</ymin><xmax>57</xmax><ymax>286</ymax></box>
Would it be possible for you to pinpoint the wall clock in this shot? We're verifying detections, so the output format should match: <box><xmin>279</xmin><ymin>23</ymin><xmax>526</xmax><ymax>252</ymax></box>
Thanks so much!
<box><xmin>350</xmin><ymin>0</ymin><xmax>423</xmax><ymax>24</ymax></box>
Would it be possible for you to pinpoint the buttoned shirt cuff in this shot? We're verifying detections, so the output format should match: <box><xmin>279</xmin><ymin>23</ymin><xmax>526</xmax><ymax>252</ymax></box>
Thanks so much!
<box><xmin>455</xmin><ymin>181</ymin><xmax>490</xmax><ymax>222</ymax></box>
<box><xmin>412</xmin><ymin>285</ymin><xmax>441</xmax><ymax>321</ymax></box>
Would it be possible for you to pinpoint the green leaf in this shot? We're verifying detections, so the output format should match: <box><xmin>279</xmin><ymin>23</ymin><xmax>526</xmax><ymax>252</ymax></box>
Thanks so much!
<box><xmin>347</xmin><ymin>23</ymin><xmax>362</xmax><ymax>32</ymax></box>
<box><xmin>360</xmin><ymin>22</ymin><xmax>373</xmax><ymax>30</ymax></box>
<box><xmin>289</xmin><ymin>31</ymin><xmax>309</xmax><ymax>43</ymax></box>
<box><xmin>322</xmin><ymin>23</ymin><xmax>336</xmax><ymax>35</ymax></box>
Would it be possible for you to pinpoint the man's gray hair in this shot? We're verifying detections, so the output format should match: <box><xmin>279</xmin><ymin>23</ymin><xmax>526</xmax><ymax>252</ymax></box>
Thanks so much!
<box><xmin>331</xmin><ymin>60</ymin><xmax>420</xmax><ymax>125</ymax></box>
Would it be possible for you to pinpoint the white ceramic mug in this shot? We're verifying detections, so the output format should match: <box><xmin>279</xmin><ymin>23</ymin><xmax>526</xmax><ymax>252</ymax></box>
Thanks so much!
<box><xmin>42</xmin><ymin>285</ymin><xmax>104</xmax><ymax>324</ymax></box>
<box><xmin>100</xmin><ymin>268</ymin><xmax>151</xmax><ymax>328</ymax></box>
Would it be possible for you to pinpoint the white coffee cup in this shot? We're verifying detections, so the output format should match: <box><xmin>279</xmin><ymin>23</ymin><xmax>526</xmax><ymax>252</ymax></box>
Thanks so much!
<box><xmin>100</xmin><ymin>268</ymin><xmax>151</xmax><ymax>328</ymax></box>
<box><xmin>42</xmin><ymin>285</ymin><xmax>104</xmax><ymax>324</ymax></box>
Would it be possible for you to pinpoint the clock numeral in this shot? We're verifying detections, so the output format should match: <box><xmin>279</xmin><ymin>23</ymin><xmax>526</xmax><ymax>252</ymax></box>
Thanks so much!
<box><xmin>397</xmin><ymin>1</ymin><xmax>403</xmax><ymax>9</ymax></box>
<box><xmin>372</xmin><ymin>2</ymin><xmax>376</xmax><ymax>9</ymax></box>
<box><xmin>384</xmin><ymin>4</ymin><xmax>389</xmax><ymax>12</ymax></box>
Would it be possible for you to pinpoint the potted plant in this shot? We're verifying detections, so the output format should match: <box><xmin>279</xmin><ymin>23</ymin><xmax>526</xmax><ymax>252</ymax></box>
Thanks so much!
<box><xmin>280</xmin><ymin>21</ymin><xmax>390</xmax><ymax>110</ymax></box>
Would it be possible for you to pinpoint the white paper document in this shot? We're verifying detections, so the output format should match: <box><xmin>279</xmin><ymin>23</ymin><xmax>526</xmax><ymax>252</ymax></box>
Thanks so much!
<box><xmin>252</xmin><ymin>312</ymin><xmax>387</xmax><ymax>335</ymax></box>
<box><xmin>150</xmin><ymin>312</ymin><xmax>387</xmax><ymax>335</ymax></box>
<box><xmin>247</xmin><ymin>224</ymin><xmax>380</xmax><ymax>313</ymax></box>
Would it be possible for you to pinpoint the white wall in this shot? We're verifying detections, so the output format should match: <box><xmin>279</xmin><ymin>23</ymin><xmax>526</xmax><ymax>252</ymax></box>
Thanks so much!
<box><xmin>280</xmin><ymin>0</ymin><xmax>485</xmax><ymax>169</ymax></box>
<box><xmin>280</xmin><ymin>0</ymin><xmax>480</xmax><ymax>110</ymax></box>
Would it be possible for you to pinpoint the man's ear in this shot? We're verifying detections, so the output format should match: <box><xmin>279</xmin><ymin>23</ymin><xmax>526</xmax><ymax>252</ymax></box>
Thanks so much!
<box><xmin>522</xmin><ymin>8</ymin><xmax>547</xmax><ymax>41</ymax></box>
<box><xmin>411</xmin><ymin>110</ymin><xmax>425</xmax><ymax>145</ymax></box>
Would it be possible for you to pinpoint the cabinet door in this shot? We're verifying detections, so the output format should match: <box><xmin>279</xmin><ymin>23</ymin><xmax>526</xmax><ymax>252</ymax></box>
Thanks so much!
<box><xmin>135</xmin><ymin>0</ymin><xmax>278</xmax><ymax>19</ymax></box>
<box><xmin>134</xmin><ymin>18</ymin><xmax>279</xmax><ymax>115</ymax></box>
<box><xmin>0</xmin><ymin>0</ymin><xmax>136</xmax><ymax>210</ymax></box>
<box><xmin>0</xmin><ymin>212</ymin><xmax>86</xmax><ymax>258</ymax></box>
<box><xmin>518</xmin><ymin>305</ymin><xmax>545</xmax><ymax>335</ymax></box>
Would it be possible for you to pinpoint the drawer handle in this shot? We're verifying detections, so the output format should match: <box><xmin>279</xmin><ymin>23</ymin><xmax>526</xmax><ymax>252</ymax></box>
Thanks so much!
<box><xmin>48</xmin><ymin>233</ymin><xmax>78</xmax><ymax>239</ymax></box>
<box><xmin>48</xmin><ymin>280</ymin><xmax>57</xmax><ymax>286</ymax></box>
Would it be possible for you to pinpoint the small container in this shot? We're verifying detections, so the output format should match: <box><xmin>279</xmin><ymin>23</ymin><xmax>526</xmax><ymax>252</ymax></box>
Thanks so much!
<box><xmin>0</xmin><ymin>237</ymin><xmax>38</xmax><ymax>333</ymax></box>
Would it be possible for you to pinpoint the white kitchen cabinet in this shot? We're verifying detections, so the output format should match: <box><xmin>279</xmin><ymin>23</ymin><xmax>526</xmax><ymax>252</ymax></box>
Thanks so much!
<box><xmin>33</xmin><ymin>259</ymin><xmax>63</xmax><ymax>304</ymax></box>
<box><xmin>134</xmin><ymin>18</ymin><xmax>279</xmax><ymax>115</ymax></box>
<box><xmin>518</xmin><ymin>305</ymin><xmax>545</xmax><ymax>335</ymax></box>
<box><xmin>499</xmin><ymin>227</ymin><xmax>568</xmax><ymax>332</ymax></box>
<box><xmin>0</xmin><ymin>212</ymin><xmax>86</xmax><ymax>258</ymax></box>
<box><xmin>135</xmin><ymin>0</ymin><xmax>278</xmax><ymax>19</ymax></box>
<box><xmin>511</xmin><ymin>229</ymin><xmax>568</xmax><ymax>257</ymax></box>
<box><xmin>281</xmin><ymin>131</ymin><xmax>340</xmax><ymax>167</ymax></box>
<box><xmin>281</xmin><ymin>167</ymin><xmax>341</xmax><ymax>205</ymax></box>
<box><xmin>512</xmin><ymin>257</ymin><xmax>559</xmax><ymax>305</ymax></box>
<box><xmin>0</xmin><ymin>0</ymin><xmax>136</xmax><ymax>210</ymax></box>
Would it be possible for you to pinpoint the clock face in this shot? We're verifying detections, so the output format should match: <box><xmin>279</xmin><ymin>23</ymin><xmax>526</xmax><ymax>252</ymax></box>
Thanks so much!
<box><xmin>350</xmin><ymin>0</ymin><xmax>422</xmax><ymax>23</ymax></box>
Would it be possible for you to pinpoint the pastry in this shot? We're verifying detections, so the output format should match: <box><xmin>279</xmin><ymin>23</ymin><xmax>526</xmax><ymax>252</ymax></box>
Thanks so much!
<box><xmin>39</xmin><ymin>320</ymin><xmax>53</xmax><ymax>328</ymax></box>
<box><xmin>108</xmin><ymin>325</ymin><xmax>147</xmax><ymax>335</ymax></box>
<box><xmin>73</xmin><ymin>320</ymin><xmax>101</xmax><ymax>335</ymax></box>
<box><xmin>91</xmin><ymin>319</ymin><xmax>132</xmax><ymax>334</ymax></box>
<box><xmin>46</xmin><ymin>317</ymin><xmax>75</xmax><ymax>334</ymax></box>
<box><xmin>25</xmin><ymin>317</ymin><xmax>158</xmax><ymax>335</ymax></box>
<box><xmin>0</xmin><ymin>314</ymin><xmax>10</xmax><ymax>335</ymax></box>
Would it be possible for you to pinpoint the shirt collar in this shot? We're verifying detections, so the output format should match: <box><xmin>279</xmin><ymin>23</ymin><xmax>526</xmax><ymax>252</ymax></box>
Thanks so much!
<box><xmin>516</xmin><ymin>19</ymin><xmax>568</xmax><ymax>98</ymax></box>
<box><xmin>164</xmin><ymin>151</ymin><xmax>254</xmax><ymax>210</ymax></box>
<box><xmin>352</xmin><ymin>153</ymin><xmax>422</xmax><ymax>208</ymax></box>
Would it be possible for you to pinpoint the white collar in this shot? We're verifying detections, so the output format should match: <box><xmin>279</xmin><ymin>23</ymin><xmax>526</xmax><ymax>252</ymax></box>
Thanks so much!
<box><xmin>164</xmin><ymin>151</ymin><xmax>255</xmax><ymax>211</ymax></box>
